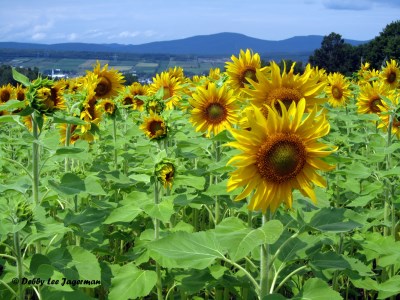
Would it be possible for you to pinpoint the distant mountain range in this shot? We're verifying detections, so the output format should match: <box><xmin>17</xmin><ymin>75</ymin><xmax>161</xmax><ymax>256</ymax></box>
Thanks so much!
<box><xmin>0</xmin><ymin>32</ymin><xmax>367</xmax><ymax>56</ymax></box>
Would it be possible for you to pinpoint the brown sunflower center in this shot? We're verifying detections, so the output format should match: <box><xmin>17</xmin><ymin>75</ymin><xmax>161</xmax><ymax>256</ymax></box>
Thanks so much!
<box><xmin>257</xmin><ymin>133</ymin><xmax>307</xmax><ymax>183</ymax></box>
<box><xmin>123</xmin><ymin>96</ymin><xmax>134</xmax><ymax>105</ymax></box>
<box><xmin>387</xmin><ymin>71</ymin><xmax>397</xmax><ymax>84</ymax></box>
<box><xmin>16</xmin><ymin>91</ymin><xmax>25</xmax><ymax>101</ymax></box>
<box><xmin>149</xmin><ymin>120</ymin><xmax>164</xmax><ymax>135</ymax></box>
<box><xmin>268</xmin><ymin>87</ymin><xmax>303</xmax><ymax>114</ymax></box>
<box><xmin>0</xmin><ymin>90</ymin><xmax>11</xmax><ymax>102</ymax></box>
<box><xmin>104</xmin><ymin>102</ymin><xmax>115</xmax><ymax>113</ymax></box>
<box><xmin>332</xmin><ymin>86</ymin><xmax>343</xmax><ymax>99</ymax></box>
<box><xmin>369</xmin><ymin>96</ymin><xmax>382</xmax><ymax>113</ymax></box>
<box><xmin>205</xmin><ymin>103</ymin><xmax>227</xmax><ymax>123</ymax></box>
<box><xmin>95</xmin><ymin>76</ymin><xmax>112</xmax><ymax>97</ymax></box>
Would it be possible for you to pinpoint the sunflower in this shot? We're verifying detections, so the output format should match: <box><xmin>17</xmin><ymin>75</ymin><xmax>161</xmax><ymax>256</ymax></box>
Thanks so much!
<box><xmin>0</xmin><ymin>84</ymin><xmax>13</xmax><ymax>102</ymax></box>
<box><xmin>225</xmin><ymin>49</ymin><xmax>264</xmax><ymax>91</ymax></box>
<box><xmin>380</xmin><ymin>59</ymin><xmax>400</xmax><ymax>89</ymax></box>
<box><xmin>377</xmin><ymin>91</ymin><xmax>400</xmax><ymax>137</ymax></box>
<box><xmin>325</xmin><ymin>72</ymin><xmax>351</xmax><ymax>107</ymax></box>
<box><xmin>88</xmin><ymin>61</ymin><xmax>125</xmax><ymax>99</ymax></box>
<box><xmin>99</xmin><ymin>99</ymin><xmax>117</xmax><ymax>116</ymax></box>
<box><xmin>208</xmin><ymin>68</ymin><xmax>222</xmax><ymax>81</ymax></box>
<box><xmin>155</xmin><ymin>159</ymin><xmax>175</xmax><ymax>189</ymax></box>
<box><xmin>148</xmin><ymin>72</ymin><xmax>183</xmax><ymax>109</ymax></box>
<box><xmin>140</xmin><ymin>113</ymin><xmax>167</xmax><ymax>140</ymax></box>
<box><xmin>357</xmin><ymin>81</ymin><xmax>389</xmax><ymax>114</ymax></box>
<box><xmin>189</xmin><ymin>82</ymin><xmax>239</xmax><ymax>137</ymax></box>
<box><xmin>167</xmin><ymin>66</ymin><xmax>185</xmax><ymax>83</ymax></box>
<box><xmin>226</xmin><ymin>99</ymin><xmax>337</xmax><ymax>212</ymax></box>
<box><xmin>129</xmin><ymin>82</ymin><xmax>148</xmax><ymax>111</ymax></box>
<box><xmin>243</xmin><ymin>61</ymin><xmax>326</xmax><ymax>118</ymax></box>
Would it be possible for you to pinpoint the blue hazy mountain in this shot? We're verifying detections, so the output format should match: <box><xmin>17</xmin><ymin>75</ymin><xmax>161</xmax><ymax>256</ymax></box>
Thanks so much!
<box><xmin>0</xmin><ymin>32</ymin><xmax>366</xmax><ymax>56</ymax></box>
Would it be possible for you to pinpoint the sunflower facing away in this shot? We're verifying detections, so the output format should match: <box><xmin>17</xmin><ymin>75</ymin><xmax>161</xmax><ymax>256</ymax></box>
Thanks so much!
<box><xmin>189</xmin><ymin>82</ymin><xmax>239</xmax><ymax>137</ymax></box>
<box><xmin>377</xmin><ymin>90</ymin><xmax>400</xmax><ymax>137</ymax></box>
<box><xmin>225</xmin><ymin>49</ymin><xmax>264</xmax><ymax>91</ymax></box>
<box><xmin>155</xmin><ymin>160</ymin><xmax>176</xmax><ymax>189</ymax></box>
<box><xmin>243</xmin><ymin>61</ymin><xmax>326</xmax><ymax>118</ymax></box>
<box><xmin>325</xmin><ymin>72</ymin><xmax>351</xmax><ymax>107</ymax></box>
<box><xmin>227</xmin><ymin>99</ymin><xmax>337</xmax><ymax>212</ymax></box>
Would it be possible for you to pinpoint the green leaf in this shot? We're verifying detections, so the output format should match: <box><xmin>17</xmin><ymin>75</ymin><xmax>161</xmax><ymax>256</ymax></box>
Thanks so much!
<box><xmin>54</xmin><ymin>147</ymin><xmax>85</xmax><ymax>155</ymax></box>
<box><xmin>129</xmin><ymin>173</ymin><xmax>151</xmax><ymax>183</ymax></box>
<box><xmin>173</xmin><ymin>174</ymin><xmax>206</xmax><ymax>190</ymax></box>
<box><xmin>229</xmin><ymin>220</ymin><xmax>283</xmax><ymax>261</ymax></box>
<box><xmin>0</xmin><ymin>100</ymin><xmax>27</xmax><ymax>111</ymax></box>
<box><xmin>103</xmin><ymin>204</ymin><xmax>142</xmax><ymax>224</ymax></box>
<box><xmin>309</xmin><ymin>252</ymin><xmax>351</xmax><ymax>271</ymax></box>
<box><xmin>84</xmin><ymin>175</ymin><xmax>106</xmax><ymax>195</ymax></box>
<box><xmin>293</xmin><ymin>278</ymin><xmax>343</xmax><ymax>300</ymax></box>
<box><xmin>309</xmin><ymin>207</ymin><xmax>361</xmax><ymax>232</ymax></box>
<box><xmin>52</xmin><ymin>113</ymin><xmax>87</xmax><ymax>125</ymax></box>
<box><xmin>66</xmin><ymin>246</ymin><xmax>101</xmax><ymax>283</ymax></box>
<box><xmin>12</xmin><ymin>68</ymin><xmax>31</xmax><ymax>86</ymax></box>
<box><xmin>108</xmin><ymin>264</ymin><xmax>157</xmax><ymax>300</ymax></box>
<box><xmin>148</xmin><ymin>231</ymin><xmax>225</xmax><ymax>269</ymax></box>
<box><xmin>48</xmin><ymin>173</ymin><xmax>85</xmax><ymax>195</ymax></box>
<box><xmin>142</xmin><ymin>197</ymin><xmax>175</xmax><ymax>223</ymax></box>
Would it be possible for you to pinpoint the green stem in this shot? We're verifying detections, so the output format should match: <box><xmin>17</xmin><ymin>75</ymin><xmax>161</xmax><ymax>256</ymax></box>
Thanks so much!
<box><xmin>32</xmin><ymin>114</ymin><xmax>40</xmax><ymax>205</ymax></box>
<box><xmin>64</xmin><ymin>123</ymin><xmax>71</xmax><ymax>172</ymax></box>
<box><xmin>260</xmin><ymin>212</ymin><xmax>271</xmax><ymax>298</ymax></box>
<box><xmin>112</xmin><ymin>117</ymin><xmax>118</xmax><ymax>169</ymax></box>
<box><xmin>273</xmin><ymin>265</ymin><xmax>308</xmax><ymax>293</ymax></box>
<box><xmin>213</xmin><ymin>140</ymin><xmax>221</xmax><ymax>225</ymax></box>
<box><xmin>384</xmin><ymin>113</ymin><xmax>393</xmax><ymax>237</ymax></box>
<box><xmin>154</xmin><ymin>180</ymin><xmax>163</xmax><ymax>300</ymax></box>
<box><xmin>13</xmin><ymin>231</ymin><xmax>24</xmax><ymax>300</ymax></box>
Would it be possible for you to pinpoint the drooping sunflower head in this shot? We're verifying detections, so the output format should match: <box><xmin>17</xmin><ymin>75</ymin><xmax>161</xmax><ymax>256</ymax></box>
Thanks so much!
<box><xmin>357</xmin><ymin>80</ymin><xmax>389</xmax><ymax>115</ymax></box>
<box><xmin>0</xmin><ymin>84</ymin><xmax>14</xmax><ymax>102</ymax></box>
<box><xmin>148</xmin><ymin>72</ymin><xmax>182</xmax><ymax>110</ymax></box>
<box><xmin>189</xmin><ymin>82</ymin><xmax>239</xmax><ymax>137</ymax></box>
<box><xmin>225</xmin><ymin>49</ymin><xmax>263</xmax><ymax>91</ymax></box>
<box><xmin>155</xmin><ymin>158</ymin><xmax>176</xmax><ymax>189</ymax></box>
<box><xmin>380</xmin><ymin>59</ymin><xmax>400</xmax><ymax>89</ymax></box>
<box><xmin>140</xmin><ymin>113</ymin><xmax>168</xmax><ymax>140</ymax></box>
<box><xmin>88</xmin><ymin>61</ymin><xmax>125</xmax><ymax>99</ymax></box>
<box><xmin>29</xmin><ymin>77</ymin><xmax>66</xmax><ymax>115</ymax></box>
<box><xmin>227</xmin><ymin>98</ymin><xmax>337</xmax><ymax>212</ymax></box>
<box><xmin>325</xmin><ymin>72</ymin><xmax>352</xmax><ymax>107</ymax></box>
<box><xmin>243</xmin><ymin>61</ymin><xmax>326</xmax><ymax>118</ymax></box>
<box><xmin>80</xmin><ymin>87</ymin><xmax>102</xmax><ymax>133</ymax></box>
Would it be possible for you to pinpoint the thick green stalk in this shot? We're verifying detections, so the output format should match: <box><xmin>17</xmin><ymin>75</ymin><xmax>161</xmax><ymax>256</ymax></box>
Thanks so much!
<box><xmin>154</xmin><ymin>180</ymin><xmax>163</xmax><ymax>300</ymax></box>
<box><xmin>13</xmin><ymin>231</ymin><xmax>24</xmax><ymax>300</ymax></box>
<box><xmin>112</xmin><ymin>117</ymin><xmax>118</xmax><ymax>169</ymax></box>
<box><xmin>384</xmin><ymin>113</ymin><xmax>393</xmax><ymax>237</ymax></box>
<box><xmin>260</xmin><ymin>212</ymin><xmax>270</xmax><ymax>298</ymax></box>
<box><xmin>64</xmin><ymin>123</ymin><xmax>71</xmax><ymax>172</ymax></box>
<box><xmin>32</xmin><ymin>115</ymin><xmax>40</xmax><ymax>205</ymax></box>
<box><xmin>213</xmin><ymin>141</ymin><xmax>221</xmax><ymax>224</ymax></box>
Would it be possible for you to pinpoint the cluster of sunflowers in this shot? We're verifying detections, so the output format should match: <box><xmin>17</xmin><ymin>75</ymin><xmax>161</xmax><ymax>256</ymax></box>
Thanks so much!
<box><xmin>1</xmin><ymin>50</ymin><xmax>399</xmax><ymax>212</ymax></box>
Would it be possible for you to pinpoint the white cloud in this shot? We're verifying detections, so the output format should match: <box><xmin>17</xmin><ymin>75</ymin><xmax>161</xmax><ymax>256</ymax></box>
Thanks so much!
<box><xmin>31</xmin><ymin>32</ymin><xmax>46</xmax><ymax>40</ymax></box>
<box><xmin>118</xmin><ymin>31</ymin><xmax>140</xmax><ymax>38</ymax></box>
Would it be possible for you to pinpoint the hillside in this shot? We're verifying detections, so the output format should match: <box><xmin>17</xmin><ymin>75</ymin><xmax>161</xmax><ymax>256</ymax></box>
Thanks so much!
<box><xmin>0</xmin><ymin>32</ymin><xmax>366</xmax><ymax>56</ymax></box>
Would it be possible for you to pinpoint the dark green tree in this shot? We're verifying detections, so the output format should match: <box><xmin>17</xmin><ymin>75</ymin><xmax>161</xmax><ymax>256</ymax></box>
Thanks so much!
<box><xmin>0</xmin><ymin>65</ymin><xmax>40</xmax><ymax>86</ymax></box>
<box><xmin>308</xmin><ymin>32</ymin><xmax>359</xmax><ymax>74</ymax></box>
<box><xmin>358</xmin><ymin>20</ymin><xmax>400</xmax><ymax>68</ymax></box>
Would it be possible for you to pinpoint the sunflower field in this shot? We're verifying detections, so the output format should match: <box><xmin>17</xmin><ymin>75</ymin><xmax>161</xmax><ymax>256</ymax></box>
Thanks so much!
<box><xmin>0</xmin><ymin>49</ymin><xmax>400</xmax><ymax>300</ymax></box>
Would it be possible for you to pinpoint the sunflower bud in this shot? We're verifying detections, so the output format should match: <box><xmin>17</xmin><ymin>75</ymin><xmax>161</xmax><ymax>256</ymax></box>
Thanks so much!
<box><xmin>15</xmin><ymin>201</ymin><xmax>33</xmax><ymax>224</ymax></box>
<box><xmin>140</xmin><ymin>113</ymin><xmax>167</xmax><ymax>140</ymax></box>
<box><xmin>29</xmin><ymin>77</ymin><xmax>66</xmax><ymax>115</ymax></box>
<box><xmin>155</xmin><ymin>159</ymin><xmax>176</xmax><ymax>189</ymax></box>
<box><xmin>145</xmin><ymin>96</ymin><xmax>165</xmax><ymax>114</ymax></box>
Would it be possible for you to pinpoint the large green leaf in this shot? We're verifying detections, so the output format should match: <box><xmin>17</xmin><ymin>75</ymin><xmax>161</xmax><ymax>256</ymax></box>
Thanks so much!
<box><xmin>142</xmin><ymin>197</ymin><xmax>175</xmax><ymax>223</ymax></box>
<box><xmin>173</xmin><ymin>174</ymin><xmax>206</xmax><ymax>190</ymax></box>
<box><xmin>308</xmin><ymin>207</ymin><xmax>361</xmax><ymax>232</ymax></box>
<box><xmin>48</xmin><ymin>173</ymin><xmax>85</xmax><ymax>195</ymax></box>
<box><xmin>293</xmin><ymin>278</ymin><xmax>342</xmax><ymax>300</ymax></box>
<box><xmin>108</xmin><ymin>264</ymin><xmax>157</xmax><ymax>300</ymax></box>
<box><xmin>309</xmin><ymin>252</ymin><xmax>351</xmax><ymax>271</ymax></box>
<box><xmin>66</xmin><ymin>246</ymin><xmax>101</xmax><ymax>284</ymax></box>
<box><xmin>103</xmin><ymin>204</ymin><xmax>142</xmax><ymax>224</ymax></box>
<box><xmin>148</xmin><ymin>231</ymin><xmax>225</xmax><ymax>269</ymax></box>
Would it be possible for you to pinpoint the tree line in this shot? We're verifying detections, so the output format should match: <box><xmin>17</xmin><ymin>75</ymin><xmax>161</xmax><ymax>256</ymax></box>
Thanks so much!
<box><xmin>309</xmin><ymin>20</ymin><xmax>400</xmax><ymax>75</ymax></box>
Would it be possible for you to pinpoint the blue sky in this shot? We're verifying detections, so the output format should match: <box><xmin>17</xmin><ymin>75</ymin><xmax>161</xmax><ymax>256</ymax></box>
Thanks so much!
<box><xmin>0</xmin><ymin>0</ymin><xmax>399</xmax><ymax>45</ymax></box>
